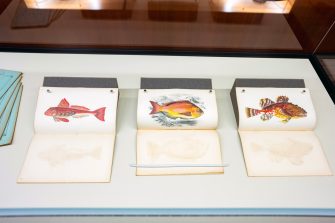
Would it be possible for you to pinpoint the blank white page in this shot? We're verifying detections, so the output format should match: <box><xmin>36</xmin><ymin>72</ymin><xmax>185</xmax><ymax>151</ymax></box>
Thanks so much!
<box><xmin>18</xmin><ymin>133</ymin><xmax>115</xmax><ymax>183</ymax></box>
<box><xmin>137</xmin><ymin>130</ymin><xmax>224</xmax><ymax>176</ymax></box>
<box><xmin>239</xmin><ymin>130</ymin><xmax>332</xmax><ymax>177</ymax></box>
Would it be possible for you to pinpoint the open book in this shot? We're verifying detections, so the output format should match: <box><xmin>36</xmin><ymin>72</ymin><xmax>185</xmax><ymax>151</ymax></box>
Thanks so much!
<box><xmin>136</xmin><ymin>78</ymin><xmax>224</xmax><ymax>176</ymax></box>
<box><xmin>18</xmin><ymin>77</ymin><xmax>119</xmax><ymax>183</ymax></box>
<box><xmin>231</xmin><ymin>78</ymin><xmax>332</xmax><ymax>177</ymax></box>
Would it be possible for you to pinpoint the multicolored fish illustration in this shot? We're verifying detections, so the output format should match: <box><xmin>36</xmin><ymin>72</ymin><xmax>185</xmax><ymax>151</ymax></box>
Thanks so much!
<box><xmin>44</xmin><ymin>98</ymin><xmax>106</xmax><ymax>122</ymax></box>
<box><xmin>150</xmin><ymin>100</ymin><xmax>203</xmax><ymax>119</ymax></box>
<box><xmin>245</xmin><ymin>96</ymin><xmax>307</xmax><ymax>123</ymax></box>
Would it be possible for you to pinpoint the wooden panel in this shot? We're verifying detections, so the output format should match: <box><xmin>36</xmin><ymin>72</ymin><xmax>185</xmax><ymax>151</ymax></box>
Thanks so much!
<box><xmin>0</xmin><ymin>0</ymin><xmax>13</xmax><ymax>14</ymax></box>
<box><xmin>285</xmin><ymin>0</ymin><xmax>335</xmax><ymax>53</ymax></box>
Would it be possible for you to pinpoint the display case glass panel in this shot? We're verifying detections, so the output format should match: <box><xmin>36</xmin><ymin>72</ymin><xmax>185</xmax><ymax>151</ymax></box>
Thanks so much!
<box><xmin>0</xmin><ymin>0</ymin><xmax>334</xmax><ymax>53</ymax></box>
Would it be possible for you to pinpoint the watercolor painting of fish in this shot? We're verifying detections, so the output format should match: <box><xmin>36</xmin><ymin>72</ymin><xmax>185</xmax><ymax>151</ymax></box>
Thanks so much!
<box><xmin>149</xmin><ymin>95</ymin><xmax>205</xmax><ymax>127</ymax></box>
<box><xmin>245</xmin><ymin>96</ymin><xmax>307</xmax><ymax>123</ymax></box>
<box><xmin>44</xmin><ymin>98</ymin><xmax>106</xmax><ymax>122</ymax></box>
<box><xmin>150</xmin><ymin>100</ymin><xmax>203</xmax><ymax>119</ymax></box>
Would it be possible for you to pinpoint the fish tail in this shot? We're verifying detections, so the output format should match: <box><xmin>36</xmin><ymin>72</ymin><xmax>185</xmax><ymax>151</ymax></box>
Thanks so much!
<box><xmin>149</xmin><ymin>101</ymin><xmax>161</xmax><ymax>115</ymax></box>
<box><xmin>94</xmin><ymin>107</ymin><xmax>106</xmax><ymax>121</ymax></box>
<box><xmin>245</xmin><ymin>107</ymin><xmax>261</xmax><ymax>118</ymax></box>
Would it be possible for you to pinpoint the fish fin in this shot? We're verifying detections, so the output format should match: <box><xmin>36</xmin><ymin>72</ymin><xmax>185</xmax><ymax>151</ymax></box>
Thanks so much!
<box><xmin>277</xmin><ymin>96</ymin><xmax>289</xmax><ymax>103</ymax></box>
<box><xmin>93</xmin><ymin>107</ymin><xmax>106</xmax><ymax>121</ymax></box>
<box><xmin>259</xmin><ymin>98</ymin><xmax>275</xmax><ymax>108</ymax></box>
<box><xmin>53</xmin><ymin>117</ymin><xmax>61</xmax><ymax>122</ymax></box>
<box><xmin>57</xmin><ymin>98</ymin><xmax>70</xmax><ymax>108</ymax></box>
<box><xmin>149</xmin><ymin>101</ymin><xmax>161</xmax><ymax>115</ymax></box>
<box><xmin>58</xmin><ymin>118</ymin><xmax>69</xmax><ymax>122</ymax></box>
<box><xmin>260</xmin><ymin>113</ymin><xmax>273</xmax><ymax>121</ymax></box>
<box><xmin>180</xmin><ymin>112</ymin><xmax>192</xmax><ymax>117</ymax></box>
<box><xmin>71</xmin><ymin>105</ymin><xmax>90</xmax><ymax>110</ymax></box>
<box><xmin>281</xmin><ymin>117</ymin><xmax>291</xmax><ymax>123</ymax></box>
<box><xmin>72</xmin><ymin>114</ymin><xmax>89</xmax><ymax>118</ymax></box>
<box><xmin>164</xmin><ymin>112</ymin><xmax>178</xmax><ymax>119</ymax></box>
<box><xmin>245</xmin><ymin>107</ymin><xmax>261</xmax><ymax>118</ymax></box>
<box><xmin>164</xmin><ymin>100</ymin><xmax>191</xmax><ymax>106</ymax></box>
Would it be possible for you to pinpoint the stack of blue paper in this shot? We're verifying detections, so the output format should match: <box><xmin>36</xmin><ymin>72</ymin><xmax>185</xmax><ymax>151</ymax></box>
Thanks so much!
<box><xmin>0</xmin><ymin>69</ymin><xmax>23</xmax><ymax>146</ymax></box>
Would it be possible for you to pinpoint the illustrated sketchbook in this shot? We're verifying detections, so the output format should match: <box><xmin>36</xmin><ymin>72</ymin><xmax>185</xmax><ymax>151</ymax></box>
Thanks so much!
<box><xmin>18</xmin><ymin>77</ymin><xmax>119</xmax><ymax>183</ymax></box>
<box><xmin>231</xmin><ymin>78</ymin><xmax>331</xmax><ymax>177</ymax></box>
<box><xmin>136</xmin><ymin>78</ymin><xmax>224</xmax><ymax>176</ymax></box>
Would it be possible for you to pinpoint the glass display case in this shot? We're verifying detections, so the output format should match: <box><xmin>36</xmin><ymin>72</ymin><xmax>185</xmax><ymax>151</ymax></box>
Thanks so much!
<box><xmin>0</xmin><ymin>0</ymin><xmax>333</xmax><ymax>54</ymax></box>
<box><xmin>1</xmin><ymin>53</ymin><xmax>335</xmax><ymax>223</ymax></box>
<box><xmin>0</xmin><ymin>0</ymin><xmax>334</xmax><ymax>222</ymax></box>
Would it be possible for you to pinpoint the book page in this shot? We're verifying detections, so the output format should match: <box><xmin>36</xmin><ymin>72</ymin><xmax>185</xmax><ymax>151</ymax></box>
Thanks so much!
<box><xmin>137</xmin><ymin>89</ymin><xmax>218</xmax><ymax>130</ymax></box>
<box><xmin>34</xmin><ymin>87</ymin><xmax>118</xmax><ymax>134</ymax></box>
<box><xmin>18</xmin><ymin>133</ymin><xmax>115</xmax><ymax>183</ymax></box>
<box><xmin>137</xmin><ymin>130</ymin><xmax>224</xmax><ymax>176</ymax></box>
<box><xmin>236</xmin><ymin>87</ymin><xmax>316</xmax><ymax>131</ymax></box>
<box><xmin>19</xmin><ymin>86</ymin><xmax>118</xmax><ymax>183</ymax></box>
<box><xmin>239</xmin><ymin>131</ymin><xmax>332</xmax><ymax>176</ymax></box>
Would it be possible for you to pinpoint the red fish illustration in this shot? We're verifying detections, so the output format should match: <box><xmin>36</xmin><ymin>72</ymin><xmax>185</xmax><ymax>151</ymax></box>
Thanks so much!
<box><xmin>44</xmin><ymin>98</ymin><xmax>106</xmax><ymax>122</ymax></box>
<box><xmin>149</xmin><ymin>100</ymin><xmax>203</xmax><ymax>119</ymax></box>
<box><xmin>245</xmin><ymin>96</ymin><xmax>307</xmax><ymax>123</ymax></box>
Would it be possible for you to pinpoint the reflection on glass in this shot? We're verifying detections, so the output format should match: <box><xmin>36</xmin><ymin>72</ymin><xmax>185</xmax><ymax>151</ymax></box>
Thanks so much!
<box><xmin>81</xmin><ymin>0</ymin><xmax>134</xmax><ymax>20</ymax></box>
<box><xmin>11</xmin><ymin>0</ymin><xmax>63</xmax><ymax>28</ymax></box>
<box><xmin>24</xmin><ymin>0</ymin><xmax>131</xmax><ymax>10</ymax></box>
<box><xmin>148</xmin><ymin>0</ymin><xmax>198</xmax><ymax>21</ymax></box>
<box><xmin>0</xmin><ymin>0</ymin><xmax>13</xmax><ymax>15</ymax></box>
<box><xmin>210</xmin><ymin>0</ymin><xmax>295</xmax><ymax>14</ymax></box>
<box><xmin>319</xmin><ymin>57</ymin><xmax>335</xmax><ymax>85</ymax></box>
<box><xmin>0</xmin><ymin>0</ymin><xmax>331</xmax><ymax>53</ymax></box>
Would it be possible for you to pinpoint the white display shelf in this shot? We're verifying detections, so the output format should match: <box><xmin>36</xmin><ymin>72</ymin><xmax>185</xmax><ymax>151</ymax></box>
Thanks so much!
<box><xmin>0</xmin><ymin>53</ymin><xmax>335</xmax><ymax>217</ymax></box>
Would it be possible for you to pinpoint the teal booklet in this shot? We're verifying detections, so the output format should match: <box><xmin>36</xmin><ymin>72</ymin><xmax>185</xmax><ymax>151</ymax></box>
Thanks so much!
<box><xmin>0</xmin><ymin>69</ymin><xmax>22</xmax><ymax>99</ymax></box>
<box><xmin>0</xmin><ymin>75</ymin><xmax>22</xmax><ymax>117</ymax></box>
<box><xmin>0</xmin><ymin>86</ymin><xmax>23</xmax><ymax>146</ymax></box>
<box><xmin>0</xmin><ymin>69</ymin><xmax>22</xmax><ymax>116</ymax></box>
<box><xmin>0</xmin><ymin>69</ymin><xmax>23</xmax><ymax>146</ymax></box>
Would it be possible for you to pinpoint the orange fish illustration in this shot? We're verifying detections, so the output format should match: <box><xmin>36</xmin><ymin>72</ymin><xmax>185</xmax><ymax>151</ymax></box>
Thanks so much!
<box><xmin>149</xmin><ymin>100</ymin><xmax>203</xmax><ymax>119</ymax></box>
<box><xmin>245</xmin><ymin>96</ymin><xmax>307</xmax><ymax>123</ymax></box>
<box><xmin>44</xmin><ymin>98</ymin><xmax>106</xmax><ymax>122</ymax></box>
